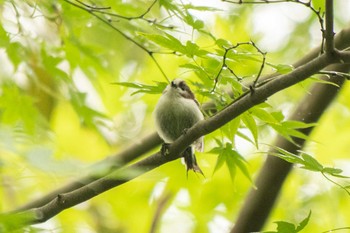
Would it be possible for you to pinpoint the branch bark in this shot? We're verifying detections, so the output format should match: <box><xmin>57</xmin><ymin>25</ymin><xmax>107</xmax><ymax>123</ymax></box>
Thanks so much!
<box><xmin>230</xmin><ymin>63</ymin><xmax>349</xmax><ymax>233</ymax></box>
<box><xmin>14</xmin><ymin>23</ymin><xmax>350</xmax><ymax>217</ymax></box>
<box><xmin>2</xmin><ymin>47</ymin><xmax>339</xmax><ymax>230</ymax></box>
<box><xmin>14</xmin><ymin>132</ymin><xmax>162</xmax><ymax>211</ymax></box>
<box><xmin>231</xmin><ymin>3</ymin><xmax>350</xmax><ymax>232</ymax></box>
<box><xmin>5</xmin><ymin>5</ymin><xmax>350</xmax><ymax>230</ymax></box>
<box><xmin>325</xmin><ymin>0</ymin><xmax>335</xmax><ymax>54</ymax></box>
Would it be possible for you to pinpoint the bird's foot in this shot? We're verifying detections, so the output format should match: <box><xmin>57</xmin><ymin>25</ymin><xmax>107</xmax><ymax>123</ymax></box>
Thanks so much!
<box><xmin>161</xmin><ymin>143</ymin><xmax>171</xmax><ymax>156</ymax></box>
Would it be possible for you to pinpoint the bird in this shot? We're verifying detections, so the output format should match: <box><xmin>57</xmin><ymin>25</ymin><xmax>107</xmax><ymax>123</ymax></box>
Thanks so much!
<box><xmin>153</xmin><ymin>79</ymin><xmax>204</xmax><ymax>175</ymax></box>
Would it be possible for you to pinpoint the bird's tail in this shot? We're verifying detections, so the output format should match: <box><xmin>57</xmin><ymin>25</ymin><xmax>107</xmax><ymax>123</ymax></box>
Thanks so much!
<box><xmin>183</xmin><ymin>147</ymin><xmax>204</xmax><ymax>177</ymax></box>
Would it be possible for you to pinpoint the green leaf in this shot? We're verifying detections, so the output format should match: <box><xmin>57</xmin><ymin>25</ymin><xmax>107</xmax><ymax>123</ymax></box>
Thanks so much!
<box><xmin>271</xmin><ymin>123</ymin><xmax>310</xmax><ymax>145</ymax></box>
<box><xmin>138</xmin><ymin>32</ymin><xmax>186</xmax><ymax>53</ymax></box>
<box><xmin>282</xmin><ymin>120</ymin><xmax>316</xmax><ymax>129</ymax></box>
<box><xmin>271</xmin><ymin>64</ymin><xmax>294</xmax><ymax>74</ymax></box>
<box><xmin>184</xmin><ymin>14</ymin><xmax>204</xmax><ymax>30</ymax></box>
<box><xmin>232</xmin><ymin>150</ymin><xmax>255</xmax><ymax>186</ymax></box>
<box><xmin>242</xmin><ymin>112</ymin><xmax>258</xmax><ymax>147</ymax></box>
<box><xmin>0</xmin><ymin>83</ymin><xmax>40</xmax><ymax>134</ymax></box>
<box><xmin>236</xmin><ymin>130</ymin><xmax>255</xmax><ymax>145</ymax></box>
<box><xmin>183</xmin><ymin>4</ymin><xmax>221</xmax><ymax>12</ymax></box>
<box><xmin>184</xmin><ymin>41</ymin><xmax>208</xmax><ymax>58</ymax></box>
<box><xmin>295</xmin><ymin>211</ymin><xmax>311</xmax><ymax>232</ymax></box>
<box><xmin>211</xmin><ymin>141</ymin><xmax>253</xmax><ymax>184</ymax></box>
<box><xmin>225</xmin><ymin>149</ymin><xmax>237</xmax><ymax>182</ymax></box>
<box><xmin>216</xmin><ymin>38</ymin><xmax>232</xmax><ymax>47</ymax></box>
<box><xmin>221</xmin><ymin>117</ymin><xmax>241</xmax><ymax>142</ymax></box>
<box><xmin>275</xmin><ymin>221</ymin><xmax>297</xmax><ymax>233</ymax></box>
<box><xmin>300</xmin><ymin>152</ymin><xmax>323</xmax><ymax>172</ymax></box>
<box><xmin>213</xmin><ymin>153</ymin><xmax>226</xmax><ymax>175</ymax></box>
<box><xmin>322</xmin><ymin>167</ymin><xmax>349</xmax><ymax>178</ymax></box>
<box><xmin>114</xmin><ymin>81</ymin><xmax>168</xmax><ymax>95</ymax></box>
<box><xmin>251</xmin><ymin>107</ymin><xmax>280</xmax><ymax>124</ymax></box>
<box><xmin>270</xmin><ymin>146</ymin><xmax>304</xmax><ymax>165</ymax></box>
<box><xmin>264</xmin><ymin>211</ymin><xmax>311</xmax><ymax>233</ymax></box>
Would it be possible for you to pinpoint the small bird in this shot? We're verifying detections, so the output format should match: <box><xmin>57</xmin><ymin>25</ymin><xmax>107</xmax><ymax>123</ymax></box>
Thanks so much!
<box><xmin>153</xmin><ymin>79</ymin><xmax>204</xmax><ymax>175</ymax></box>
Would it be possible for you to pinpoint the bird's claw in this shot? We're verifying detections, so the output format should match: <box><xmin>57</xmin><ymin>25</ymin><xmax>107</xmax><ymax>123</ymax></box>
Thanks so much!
<box><xmin>161</xmin><ymin>143</ymin><xmax>171</xmax><ymax>156</ymax></box>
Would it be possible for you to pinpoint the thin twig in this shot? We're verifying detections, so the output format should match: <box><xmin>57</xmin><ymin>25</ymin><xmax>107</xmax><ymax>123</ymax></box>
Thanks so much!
<box><xmin>250</xmin><ymin>41</ymin><xmax>266</xmax><ymax>87</ymax></box>
<box><xmin>75</xmin><ymin>0</ymin><xmax>111</xmax><ymax>10</ymax></box>
<box><xmin>62</xmin><ymin>0</ymin><xmax>170</xmax><ymax>82</ymax></box>
<box><xmin>321</xmin><ymin>227</ymin><xmax>350</xmax><ymax>233</ymax></box>
<box><xmin>211</xmin><ymin>41</ymin><xmax>266</xmax><ymax>92</ymax></box>
<box><xmin>321</xmin><ymin>172</ymin><xmax>350</xmax><ymax>196</ymax></box>
<box><xmin>223</xmin><ymin>0</ymin><xmax>325</xmax><ymax>54</ymax></box>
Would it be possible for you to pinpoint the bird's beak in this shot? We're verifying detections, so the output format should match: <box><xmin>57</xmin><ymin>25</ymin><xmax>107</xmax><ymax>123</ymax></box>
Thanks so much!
<box><xmin>171</xmin><ymin>81</ymin><xmax>176</xmax><ymax>88</ymax></box>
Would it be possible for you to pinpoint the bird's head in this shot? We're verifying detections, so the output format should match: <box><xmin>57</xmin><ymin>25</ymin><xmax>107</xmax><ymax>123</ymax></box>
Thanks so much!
<box><xmin>164</xmin><ymin>79</ymin><xmax>195</xmax><ymax>100</ymax></box>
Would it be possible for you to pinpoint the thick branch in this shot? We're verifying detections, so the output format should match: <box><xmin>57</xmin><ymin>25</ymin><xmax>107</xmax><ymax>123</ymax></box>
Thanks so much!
<box><xmin>14</xmin><ymin>132</ymin><xmax>162</xmax><ymax>211</ymax></box>
<box><xmin>9</xmin><ymin>25</ymin><xmax>350</xmax><ymax>225</ymax></box>
<box><xmin>3</xmin><ymin>49</ymin><xmax>337</xmax><ymax>230</ymax></box>
<box><xmin>231</xmin><ymin>63</ymin><xmax>349</xmax><ymax>233</ymax></box>
<box><xmin>7</xmin><ymin>23</ymin><xmax>350</xmax><ymax>228</ymax></box>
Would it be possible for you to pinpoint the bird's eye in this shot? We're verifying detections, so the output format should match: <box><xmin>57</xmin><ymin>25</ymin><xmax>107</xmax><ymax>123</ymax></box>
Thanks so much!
<box><xmin>179</xmin><ymin>82</ymin><xmax>186</xmax><ymax>91</ymax></box>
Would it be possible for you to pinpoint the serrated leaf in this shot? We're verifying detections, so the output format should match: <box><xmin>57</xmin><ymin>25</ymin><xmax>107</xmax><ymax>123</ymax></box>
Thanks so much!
<box><xmin>184</xmin><ymin>14</ymin><xmax>204</xmax><ymax>30</ymax></box>
<box><xmin>213</xmin><ymin>153</ymin><xmax>226</xmax><ymax>175</ymax></box>
<box><xmin>322</xmin><ymin>167</ymin><xmax>343</xmax><ymax>175</ymax></box>
<box><xmin>185</xmin><ymin>41</ymin><xmax>208</xmax><ymax>58</ymax></box>
<box><xmin>183</xmin><ymin>4</ymin><xmax>221</xmax><ymax>12</ymax></box>
<box><xmin>322</xmin><ymin>167</ymin><xmax>349</xmax><ymax>178</ymax></box>
<box><xmin>216</xmin><ymin>38</ymin><xmax>232</xmax><ymax>47</ymax></box>
<box><xmin>270</xmin><ymin>146</ymin><xmax>304</xmax><ymax>165</ymax></box>
<box><xmin>279</xmin><ymin>125</ymin><xmax>310</xmax><ymax>140</ymax></box>
<box><xmin>251</xmin><ymin>107</ymin><xmax>279</xmax><ymax>124</ymax></box>
<box><xmin>113</xmin><ymin>81</ymin><xmax>167</xmax><ymax>95</ymax></box>
<box><xmin>271</xmin><ymin>124</ymin><xmax>295</xmax><ymax>144</ymax></box>
<box><xmin>138</xmin><ymin>32</ymin><xmax>186</xmax><ymax>53</ymax></box>
<box><xmin>264</xmin><ymin>211</ymin><xmax>311</xmax><ymax>233</ymax></box>
<box><xmin>275</xmin><ymin>221</ymin><xmax>296</xmax><ymax>233</ymax></box>
<box><xmin>295</xmin><ymin>211</ymin><xmax>311</xmax><ymax>232</ymax></box>
<box><xmin>242</xmin><ymin>112</ymin><xmax>258</xmax><ymax>147</ymax></box>
<box><xmin>272</xmin><ymin>64</ymin><xmax>294</xmax><ymax>74</ymax></box>
<box><xmin>310</xmin><ymin>76</ymin><xmax>342</xmax><ymax>87</ymax></box>
<box><xmin>232</xmin><ymin>150</ymin><xmax>255</xmax><ymax>186</ymax></box>
<box><xmin>221</xmin><ymin>117</ymin><xmax>241</xmax><ymax>142</ymax></box>
<box><xmin>226</xmin><ymin>150</ymin><xmax>237</xmax><ymax>182</ymax></box>
<box><xmin>236</xmin><ymin>130</ymin><xmax>255</xmax><ymax>145</ymax></box>
<box><xmin>282</xmin><ymin>120</ymin><xmax>316</xmax><ymax>129</ymax></box>
<box><xmin>180</xmin><ymin>63</ymin><xmax>209</xmax><ymax>79</ymax></box>
<box><xmin>300</xmin><ymin>152</ymin><xmax>323</xmax><ymax>172</ymax></box>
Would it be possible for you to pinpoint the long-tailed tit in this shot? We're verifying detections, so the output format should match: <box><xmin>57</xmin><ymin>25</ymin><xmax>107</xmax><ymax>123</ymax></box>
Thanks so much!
<box><xmin>153</xmin><ymin>79</ymin><xmax>204</xmax><ymax>175</ymax></box>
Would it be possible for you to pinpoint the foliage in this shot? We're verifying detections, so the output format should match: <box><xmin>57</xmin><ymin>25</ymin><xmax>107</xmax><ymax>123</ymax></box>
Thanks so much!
<box><xmin>1</xmin><ymin>0</ymin><xmax>350</xmax><ymax>232</ymax></box>
<box><xmin>264</xmin><ymin>211</ymin><xmax>311</xmax><ymax>233</ymax></box>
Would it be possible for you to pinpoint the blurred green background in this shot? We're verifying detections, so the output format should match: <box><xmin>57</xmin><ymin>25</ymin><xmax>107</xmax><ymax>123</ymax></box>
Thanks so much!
<box><xmin>1</xmin><ymin>0</ymin><xmax>350</xmax><ymax>232</ymax></box>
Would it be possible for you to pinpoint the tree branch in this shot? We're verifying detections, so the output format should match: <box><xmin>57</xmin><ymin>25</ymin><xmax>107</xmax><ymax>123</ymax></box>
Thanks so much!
<box><xmin>14</xmin><ymin>132</ymin><xmax>162</xmax><ymax>211</ymax></box>
<box><xmin>9</xmin><ymin>22</ymin><xmax>350</xmax><ymax>223</ymax></box>
<box><xmin>325</xmin><ymin>0</ymin><xmax>335</xmax><ymax>54</ymax></box>
<box><xmin>5</xmin><ymin>18</ymin><xmax>350</xmax><ymax>229</ymax></box>
<box><xmin>230</xmin><ymin>63</ymin><xmax>349</xmax><ymax>233</ymax></box>
<box><xmin>2</xmin><ymin>47</ymin><xmax>339</xmax><ymax>230</ymax></box>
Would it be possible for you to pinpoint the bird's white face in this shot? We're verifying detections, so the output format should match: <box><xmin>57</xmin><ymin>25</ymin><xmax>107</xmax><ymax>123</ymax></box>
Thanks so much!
<box><xmin>164</xmin><ymin>79</ymin><xmax>196</xmax><ymax>100</ymax></box>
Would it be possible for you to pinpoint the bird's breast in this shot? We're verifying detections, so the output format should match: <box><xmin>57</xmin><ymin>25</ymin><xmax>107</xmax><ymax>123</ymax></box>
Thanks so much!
<box><xmin>154</xmin><ymin>95</ymin><xmax>203</xmax><ymax>142</ymax></box>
